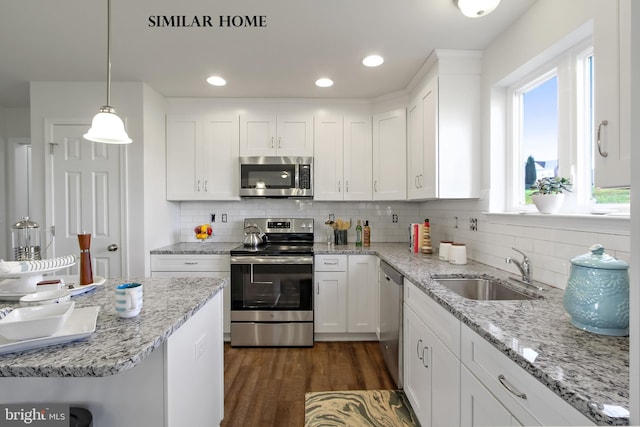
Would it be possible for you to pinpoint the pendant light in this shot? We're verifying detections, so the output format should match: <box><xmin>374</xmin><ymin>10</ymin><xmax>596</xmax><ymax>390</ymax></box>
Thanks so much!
<box><xmin>84</xmin><ymin>0</ymin><xmax>132</xmax><ymax>144</ymax></box>
<box><xmin>455</xmin><ymin>0</ymin><xmax>501</xmax><ymax>18</ymax></box>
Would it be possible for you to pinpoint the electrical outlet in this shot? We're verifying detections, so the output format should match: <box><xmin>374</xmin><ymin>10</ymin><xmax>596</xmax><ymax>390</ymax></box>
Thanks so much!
<box><xmin>392</xmin><ymin>214</ymin><xmax>398</xmax><ymax>223</ymax></box>
<box><xmin>469</xmin><ymin>218</ymin><xmax>478</xmax><ymax>231</ymax></box>
<box><xmin>221</xmin><ymin>214</ymin><xmax>227</xmax><ymax>223</ymax></box>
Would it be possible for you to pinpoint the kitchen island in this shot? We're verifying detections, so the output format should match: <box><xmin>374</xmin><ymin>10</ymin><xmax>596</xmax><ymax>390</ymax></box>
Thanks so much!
<box><xmin>0</xmin><ymin>276</ymin><xmax>226</xmax><ymax>426</ymax></box>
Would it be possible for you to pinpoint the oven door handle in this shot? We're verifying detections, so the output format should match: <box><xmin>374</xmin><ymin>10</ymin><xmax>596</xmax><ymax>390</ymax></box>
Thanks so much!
<box><xmin>250</xmin><ymin>264</ymin><xmax>274</xmax><ymax>285</ymax></box>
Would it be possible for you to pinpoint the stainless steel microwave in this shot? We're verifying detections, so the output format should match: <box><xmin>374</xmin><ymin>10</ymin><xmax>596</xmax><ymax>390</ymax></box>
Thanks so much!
<box><xmin>239</xmin><ymin>156</ymin><xmax>313</xmax><ymax>198</ymax></box>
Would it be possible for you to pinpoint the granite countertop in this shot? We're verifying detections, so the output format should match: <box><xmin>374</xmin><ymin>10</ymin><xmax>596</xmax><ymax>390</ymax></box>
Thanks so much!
<box><xmin>315</xmin><ymin>243</ymin><xmax>629</xmax><ymax>426</ymax></box>
<box><xmin>0</xmin><ymin>276</ymin><xmax>227</xmax><ymax>378</ymax></box>
<box><xmin>150</xmin><ymin>242</ymin><xmax>240</xmax><ymax>254</ymax></box>
<box><xmin>147</xmin><ymin>241</ymin><xmax>628</xmax><ymax>425</ymax></box>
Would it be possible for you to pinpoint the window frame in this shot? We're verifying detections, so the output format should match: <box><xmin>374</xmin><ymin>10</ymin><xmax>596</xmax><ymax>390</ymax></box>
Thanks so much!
<box><xmin>504</xmin><ymin>37</ymin><xmax>628</xmax><ymax>214</ymax></box>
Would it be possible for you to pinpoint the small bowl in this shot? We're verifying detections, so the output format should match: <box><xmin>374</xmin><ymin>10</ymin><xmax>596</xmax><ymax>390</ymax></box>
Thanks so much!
<box><xmin>19</xmin><ymin>289</ymin><xmax>72</xmax><ymax>306</ymax></box>
<box><xmin>0</xmin><ymin>301</ymin><xmax>75</xmax><ymax>340</ymax></box>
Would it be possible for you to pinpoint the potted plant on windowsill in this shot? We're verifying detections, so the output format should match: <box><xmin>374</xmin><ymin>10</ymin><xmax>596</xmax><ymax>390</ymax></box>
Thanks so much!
<box><xmin>530</xmin><ymin>177</ymin><xmax>572</xmax><ymax>214</ymax></box>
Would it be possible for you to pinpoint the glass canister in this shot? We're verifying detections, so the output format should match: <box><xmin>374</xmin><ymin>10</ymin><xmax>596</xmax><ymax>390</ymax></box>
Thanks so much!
<box><xmin>11</xmin><ymin>216</ymin><xmax>41</xmax><ymax>261</ymax></box>
<box><xmin>563</xmin><ymin>244</ymin><xmax>629</xmax><ymax>336</ymax></box>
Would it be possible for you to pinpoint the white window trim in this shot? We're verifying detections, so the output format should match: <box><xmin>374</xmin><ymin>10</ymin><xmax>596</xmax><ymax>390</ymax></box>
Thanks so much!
<box><xmin>504</xmin><ymin>37</ymin><xmax>628</xmax><ymax>216</ymax></box>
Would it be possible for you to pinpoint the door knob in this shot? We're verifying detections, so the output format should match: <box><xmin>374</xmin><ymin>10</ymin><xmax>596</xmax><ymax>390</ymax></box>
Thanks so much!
<box><xmin>107</xmin><ymin>244</ymin><xmax>118</xmax><ymax>252</ymax></box>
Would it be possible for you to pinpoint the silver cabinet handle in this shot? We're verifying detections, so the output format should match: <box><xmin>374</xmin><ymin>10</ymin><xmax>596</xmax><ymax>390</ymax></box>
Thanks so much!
<box><xmin>107</xmin><ymin>244</ymin><xmax>118</xmax><ymax>252</ymax></box>
<box><xmin>418</xmin><ymin>174</ymin><xmax>423</xmax><ymax>188</ymax></box>
<box><xmin>278</xmin><ymin>136</ymin><xmax>282</xmax><ymax>148</ymax></box>
<box><xmin>374</xmin><ymin>180</ymin><xmax>378</xmax><ymax>192</ymax></box>
<box><xmin>316</xmin><ymin>282</ymin><xmax>320</xmax><ymax>295</ymax></box>
<box><xmin>596</xmin><ymin>120</ymin><xmax>609</xmax><ymax>157</ymax></box>
<box><xmin>498</xmin><ymin>374</ymin><xmax>527</xmax><ymax>399</ymax></box>
<box><xmin>196</xmin><ymin>180</ymin><xmax>201</xmax><ymax>192</ymax></box>
<box><xmin>422</xmin><ymin>346</ymin><xmax>429</xmax><ymax>368</ymax></box>
<box><xmin>184</xmin><ymin>261</ymin><xmax>198</xmax><ymax>265</ymax></box>
<box><xmin>345</xmin><ymin>180</ymin><xmax>349</xmax><ymax>192</ymax></box>
<box><xmin>204</xmin><ymin>180</ymin><xmax>208</xmax><ymax>192</ymax></box>
<box><xmin>417</xmin><ymin>339</ymin><xmax>423</xmax><ymax>359</ymax></box>
<box><xmin>271</xmin><ymin>137</ymin><xmax>274</xmax><ymax>148</ymax></box>
<box><xmin>338</xmin><ymin>180</ymin><xmax>341</xmax><ymax>192</ymax></box>
<box><xmin>323</xmin><ymin>260</ymin><xmax>338</xmax><ymax>265</ymax></box>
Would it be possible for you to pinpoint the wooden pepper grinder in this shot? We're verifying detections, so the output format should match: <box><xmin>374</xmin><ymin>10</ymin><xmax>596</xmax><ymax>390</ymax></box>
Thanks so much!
<box><xmin>78</xmin><ymin>233</ymin><xmax>94</xmax><ymax>285</ymax></box>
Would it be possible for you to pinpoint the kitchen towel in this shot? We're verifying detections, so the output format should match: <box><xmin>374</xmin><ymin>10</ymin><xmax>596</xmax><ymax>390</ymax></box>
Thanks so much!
<box><xmin>304</xmin><ymin>390</ymin><xmax>418</xmax><ymax>427</ymax></box>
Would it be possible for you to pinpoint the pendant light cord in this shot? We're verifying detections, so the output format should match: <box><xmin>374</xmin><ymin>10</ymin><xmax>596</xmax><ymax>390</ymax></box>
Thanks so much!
<box><xmin>105</xmin><ymin>0</ymin><xmax>112</xmax><ymax>107</ymax></box>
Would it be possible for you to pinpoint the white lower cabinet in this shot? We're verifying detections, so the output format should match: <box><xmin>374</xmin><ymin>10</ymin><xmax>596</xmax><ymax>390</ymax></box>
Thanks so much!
<box><xmin>150</xmin><ymin>254</ymin><xmax>231</xmax><ymax>338</ymax></box>
<box><xmin>314</xmin><ymin>254</ymin><xmax>377</xmax><ymax>336</ymax></box>
<box><xmin>461</xmin><ymin>365</ymin><xmax>522</xmax><ymax>427</ymax></box>
<box><xmin>403</xmin><ymin>279</ymin><xmax>460</xmax><ymax>427</ymax></box>
<box><xmin>461</xmin><ymin>323</ymin><xmax>595</xmax><ymax>426</ymax></box>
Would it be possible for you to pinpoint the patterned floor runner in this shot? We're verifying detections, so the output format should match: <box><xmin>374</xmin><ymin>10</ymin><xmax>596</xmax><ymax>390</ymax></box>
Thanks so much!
<box><xmin>304</xmin><ymin>390</ymin><xmax>420</xmax><ymax>427</ymax></box>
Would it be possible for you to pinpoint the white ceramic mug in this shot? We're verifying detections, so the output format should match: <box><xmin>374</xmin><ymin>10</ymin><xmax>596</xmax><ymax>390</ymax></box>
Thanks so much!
<box><xmin>439</xmin><ymin>241</ymin><xmax>453</xmax><ymax>261</ymax></box>
<box><xmin>115</xmin><ymin>282</ymin><xmax>143</xmax><ymax>318</ymax></box>
<box><xmin>449</xmin><ymin>243</ymin><xmax>468</xmax><ymax>265</ymax></box>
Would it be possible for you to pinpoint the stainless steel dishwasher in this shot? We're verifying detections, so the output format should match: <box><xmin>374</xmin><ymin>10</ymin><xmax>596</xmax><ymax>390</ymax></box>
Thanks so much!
<box><xmin>379</xmin><ymin>260</ymin><xmax>403</xmax><ymax>388</ymax></box>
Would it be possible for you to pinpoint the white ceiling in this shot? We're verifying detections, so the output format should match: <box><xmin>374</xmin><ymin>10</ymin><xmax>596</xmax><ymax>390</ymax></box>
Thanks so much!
<box><xmin>0</xmin><ymin>0</ymin><xmax>535</xmax><ymax>108</ymax></box>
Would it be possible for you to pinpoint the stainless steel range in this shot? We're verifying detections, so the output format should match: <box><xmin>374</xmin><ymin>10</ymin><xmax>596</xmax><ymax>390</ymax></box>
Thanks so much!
<box><xmin>230</xmin><ymin>218</ymin><xmax>314</xmax><ymax>347</ymax></box>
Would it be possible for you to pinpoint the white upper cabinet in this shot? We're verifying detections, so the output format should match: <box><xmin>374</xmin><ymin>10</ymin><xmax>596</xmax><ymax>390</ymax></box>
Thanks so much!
<box><xmin>314</xmin><ymin>114</ymin><xmax>372</xmax><ymax>201</ymax></box>
<box><xmin>408</xmin><ymin>50</ymin><xmax>482</xmax><ymax>200</ymax></box>
<box><xmin>240</xmin><ymin>112</ymin><xmax>313</xmax><ymax>157</ymax></box>
<box><xmin>593</xmin><ymin>0</ymin><xmax>630</xmax><ymax>188</ymax></box>
<box><xmin>166</xmin><ymin>114</ymin><xmax>240</xmax><ymax>201</ymax></box>
<box><xmin>372</xmin><ymin>109</ymin><xmax>407</xmax><ymax>200</ymax></box>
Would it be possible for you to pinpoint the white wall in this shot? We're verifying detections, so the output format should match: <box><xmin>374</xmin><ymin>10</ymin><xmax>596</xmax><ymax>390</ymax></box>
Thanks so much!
<box><xmin>142</xmin><ymin>84</ymin><xmax>180</xmax><ymax>275</ymax></box>
<box><xmin>0</xmin><ymin>107</ymin><xmax>30</xmax><ymax>260</ymax></box>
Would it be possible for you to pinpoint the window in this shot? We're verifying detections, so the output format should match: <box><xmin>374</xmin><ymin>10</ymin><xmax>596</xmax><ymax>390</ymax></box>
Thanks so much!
<box><xmin>507</xmin><ymin>39</ymin><xmax>629</xmax><ymax>213</ymax></box>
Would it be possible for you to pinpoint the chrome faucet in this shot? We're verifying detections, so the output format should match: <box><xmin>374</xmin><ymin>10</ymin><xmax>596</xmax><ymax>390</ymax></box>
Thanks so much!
<box><xmin>505</xmin><ymin>247</ymin><xmax>531</xmax><ymax>284</ymax></box>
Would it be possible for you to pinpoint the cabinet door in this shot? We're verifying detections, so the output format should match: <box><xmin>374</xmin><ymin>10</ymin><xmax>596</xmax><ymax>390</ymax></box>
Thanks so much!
<box><xmin>314</xmin><ymin>271</ymin><xmax>348</xmax><ymax>333</ymax></box>
<box><xmin>344</xmin><ymin>116</ymin><xmax>373</xmax><ymax>200</ymax></box>
<box><xmin>407</xmin><ymin>101</ymin><xmax>424</xmax><ymax>200</ymax></box>
<box><xmin>347</xmin><ymin>255</ymin><xmax>378</xmax><ymax>333</ymax></box>
<box><xmin>430</xmin><ymin>326</ymin><xmax>460</xmax><ymax>427</ymax></box>
<box><xmin>421</xmin><ymin>79</ymin><xmax>438</xmax><ymax>199</ymax></box>
<box><xmin>593</xmin><ymin>0</ymin><xmax>629</xmax><ymax>188</ymax></box>
<box><xmin>313</xmin><ymin>115</ymin><xmax>344</xmax><ymax>200</ymax></box>
<box><xmin>372</xmin><ymin>109</ymin><xmax>407</xmax><ymax>200</ymax></box>
<box><xmin>202</xmin><ymin>114</ymin><xmax>240</xmax><ymax>200</ymax></box>
<box><xmin>403</xmin><ymin>306</ymin><xmax>432</xmax><ymax>426</ymax></box>
<box><xmin>277</xmin><ymin>114</ymin><xmax>314</xmax><ymax>156</ymax></box>
<box><xmin>461</xmin><ymin>365</ymin><xmax>520</xmax><ymax>427</ymax></box>
<box><xmin>166</xmin><ymin>115</ymin><xmax>202</xmax><ymax>200</ymax></box>
<box><xmin>239</xmin><ymin>113</ymin><xmax>277</xmax><ymax>156</ymax></box>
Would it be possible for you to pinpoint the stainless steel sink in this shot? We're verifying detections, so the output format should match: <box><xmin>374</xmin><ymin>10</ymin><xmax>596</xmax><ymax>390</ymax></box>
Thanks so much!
<box><xmin>435</xmin><ymin>278</ymin><xmax>537</xmax><ymax>301</ymax></box>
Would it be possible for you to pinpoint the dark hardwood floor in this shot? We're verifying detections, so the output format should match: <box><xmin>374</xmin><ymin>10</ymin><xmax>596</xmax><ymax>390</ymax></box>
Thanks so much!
<box><xmin>220</xmin><ymin>341</ymin><xmax>396</xmax><ymax>427</ymax></box>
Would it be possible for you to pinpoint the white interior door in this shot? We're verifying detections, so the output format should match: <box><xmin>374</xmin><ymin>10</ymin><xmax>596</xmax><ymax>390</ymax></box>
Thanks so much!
<box><xmin>48</xmin><ymin>122</ymin><xmax>123</xmax><ymax>279</ymax></box>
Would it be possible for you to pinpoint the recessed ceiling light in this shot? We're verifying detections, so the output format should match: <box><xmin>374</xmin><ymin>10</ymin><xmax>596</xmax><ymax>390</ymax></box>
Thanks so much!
<box><xmin>315</xmin><ymin>78</ymin><xmax>334</xmax><ymax>88</ymax></box>
<box><xmin>206</xmin><ymin>76</ymin><xmax>227</xmax><ymax>86</ymax></box>
<box><xmin>362</xmin><ymin>55</ymin><xmax>384</xmax><ymax>67</ymax></box>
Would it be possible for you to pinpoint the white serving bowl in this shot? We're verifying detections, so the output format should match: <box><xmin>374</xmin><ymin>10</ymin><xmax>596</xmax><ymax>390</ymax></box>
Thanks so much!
<box><xmin>0</xmin><ymin>301</ymin><xmax>75</xmax><ymax>340</ymax></box>
<box><xmin>19</xmin><ymin>289</ymin><xmax>72</xmax><ymax>306</ymax></box>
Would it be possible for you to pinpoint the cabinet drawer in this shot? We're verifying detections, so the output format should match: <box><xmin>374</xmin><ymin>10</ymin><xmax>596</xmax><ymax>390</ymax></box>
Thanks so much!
<box><xmin>404</xmin><ymin>279</ymin><xmax>460</xmax><ymax>357</ymax></box>
<box><xmin>151</xmin><ymin>254</ymin><xmax>230</xmax><ymax>272</ymax></box>
<box><xmin>461</xmin><ymin>323</ymin><xmax>595</xmax><ymax>426</ymax></box>
<box><xmin>314</xmin><ymin>255</ymin><xmax>347</xmax><ymax>272</ymax></box>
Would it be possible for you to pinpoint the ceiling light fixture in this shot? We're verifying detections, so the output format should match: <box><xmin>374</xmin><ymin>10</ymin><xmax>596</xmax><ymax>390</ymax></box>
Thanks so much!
<box><xmin>84</xmin><ymin>0</ymin><xmax>132</xmax><ymax>144</ymax></box>
<box><xmin>206</xmin><ymin>76</ymin><xmax>227</xmax><ymax>86</ymax></box>
<box><xmin>455</xmin><ymin>0</ymin><xmax>501</xmax><ymax>18</ymax></box>
<box><xmin>362</xmin><ymin>55</ymin><xmax>384</xmax><ymax>67</ymax></box>
<box><xmin>315</xmin><ymin>78</ymin><xmax>334</xmax><ymax>88</ymax></box>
